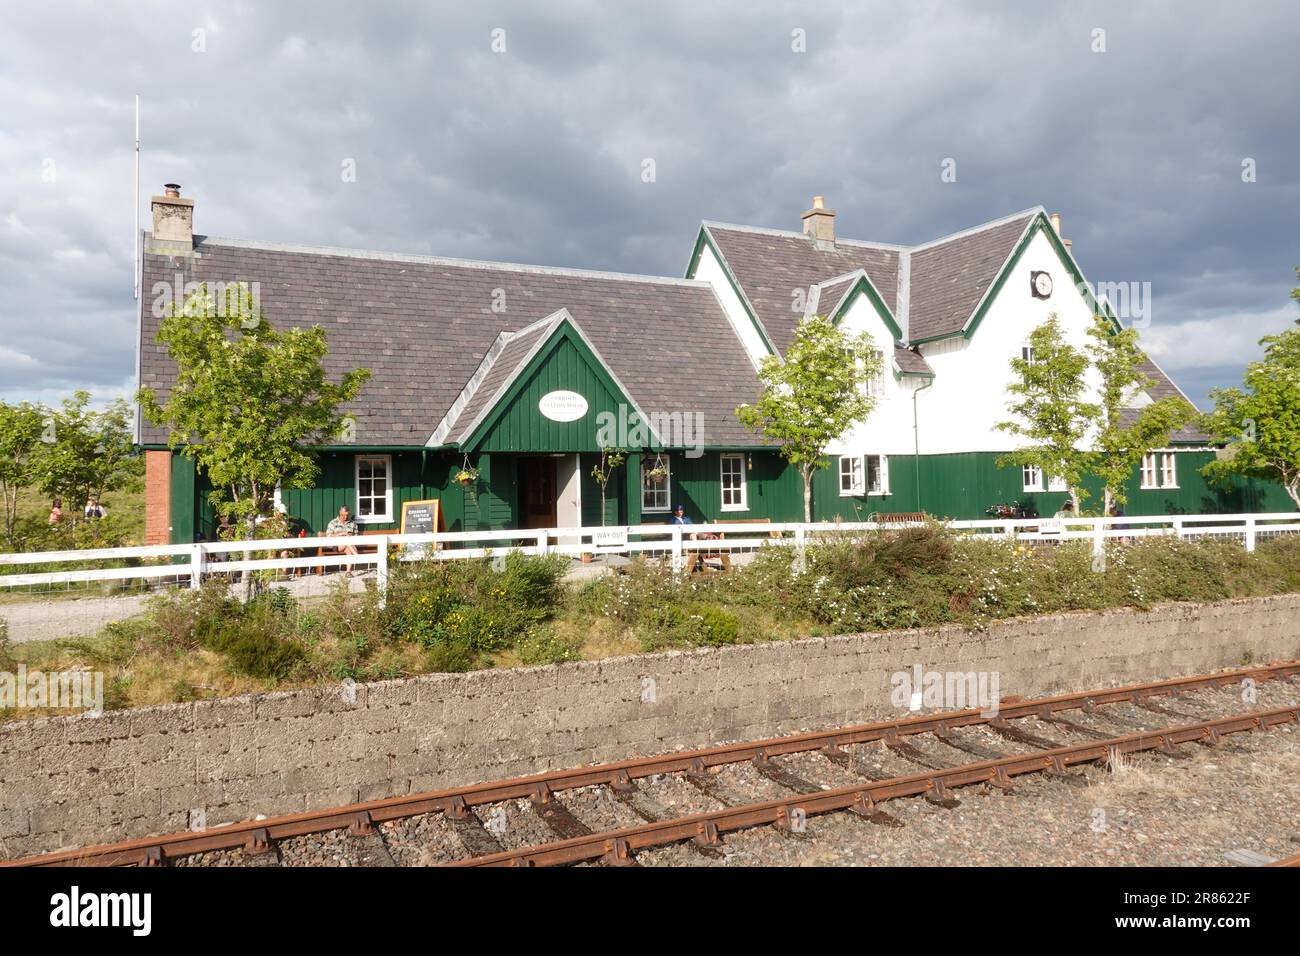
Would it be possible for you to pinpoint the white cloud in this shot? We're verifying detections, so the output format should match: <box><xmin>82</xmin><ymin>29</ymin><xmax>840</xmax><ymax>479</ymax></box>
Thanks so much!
<box><xmin>1141</xmin><ymin>305</ymin><xmax>1297</xmax><ymax>371</ymax></box>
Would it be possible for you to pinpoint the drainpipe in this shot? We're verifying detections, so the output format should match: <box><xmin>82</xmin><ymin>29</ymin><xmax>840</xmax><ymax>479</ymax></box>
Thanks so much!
<box><xmin>912</xmin><ymin>375</ymin><xmax>934</xmax><ymax>511</ymax></box>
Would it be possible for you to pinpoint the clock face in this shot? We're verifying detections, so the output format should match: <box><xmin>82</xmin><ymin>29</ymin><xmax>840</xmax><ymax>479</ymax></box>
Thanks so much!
<box><xmin>1031</xmin><ymin>270</ymin><xmax>1053</xmax><ymax>298</ymax></box>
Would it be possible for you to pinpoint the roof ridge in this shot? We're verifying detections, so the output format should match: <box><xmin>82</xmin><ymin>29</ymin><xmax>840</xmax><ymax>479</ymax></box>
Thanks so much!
<box><xmin>909</xmin><ymin>206</ymin><xmax>1045</xmax><ymax>252</ymax></box>
<box><xmin>704</xmin><ymin>208</ymin><xmax>1045</xmax><ymax>254</ymax></box>
<box><xmin>701</xmin><ymin>220</ymin><xmax>909</xmax><ymax>252</ymax></box>
<box><xmin>183</xmin><ymin>234</ymin><xmax>713</xmax><ymax>289</ymax></box>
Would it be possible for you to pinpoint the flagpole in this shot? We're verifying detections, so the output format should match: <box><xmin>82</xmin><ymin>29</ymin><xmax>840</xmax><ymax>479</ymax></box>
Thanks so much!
<box><xmin>133</xmin><ymin>94</ymin><xmax>140</xmax><ymax>300</ymax></box>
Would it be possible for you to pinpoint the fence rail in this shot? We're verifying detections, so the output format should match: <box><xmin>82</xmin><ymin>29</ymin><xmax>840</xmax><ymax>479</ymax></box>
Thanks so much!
<box><xmin>2</xmin><ymin>513</ymin><xmax>1299</xmax><ymax>600</ymax></box>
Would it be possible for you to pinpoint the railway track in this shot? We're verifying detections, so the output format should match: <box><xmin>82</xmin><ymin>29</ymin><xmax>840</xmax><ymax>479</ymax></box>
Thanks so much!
<box><xmin>6</xmin><ymin>661</ymin><xmax>1298</xmax><ymax>868</ymax></box>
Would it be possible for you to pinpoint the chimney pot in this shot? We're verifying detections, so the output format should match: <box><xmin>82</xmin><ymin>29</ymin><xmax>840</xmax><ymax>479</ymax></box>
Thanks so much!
<box><xmin>801</xmin><ymin>195</ymin><xmax>836</xmax><ymax>246</ymax></box>
<box><xmin>164</xmin><ymin>183</ymin><xmax>181</xmax><ymax>198</ymax></box>
<box><xmin>1049</xmin><ymin>212</ymin><xmax>1062</xmax><ymax>235</ymax></box>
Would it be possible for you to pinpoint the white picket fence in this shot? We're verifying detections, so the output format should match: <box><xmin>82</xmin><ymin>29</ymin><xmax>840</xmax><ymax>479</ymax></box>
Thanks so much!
<box><xmin>1</xmin><ymin>512</ymin><xmax>1298</xmax><ymax>603</ymax></box>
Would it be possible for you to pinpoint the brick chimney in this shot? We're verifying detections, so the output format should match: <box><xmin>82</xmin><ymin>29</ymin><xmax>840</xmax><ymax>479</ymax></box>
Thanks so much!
<box><xmin>801</xmin><ymin>195</ymin><xmax>836</xmax><ymax>248</ymax></box>
<box><xmin>150</xmin><ymin>183</ymin><xmax>194</xmax><ymax>252</ymax></box>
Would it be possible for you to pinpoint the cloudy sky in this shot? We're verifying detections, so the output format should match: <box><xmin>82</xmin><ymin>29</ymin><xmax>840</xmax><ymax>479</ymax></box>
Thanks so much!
<box><xmin>1</xmin><ymin>0</ymin><xmax>1296</xmax><ymax>410</ymax></box>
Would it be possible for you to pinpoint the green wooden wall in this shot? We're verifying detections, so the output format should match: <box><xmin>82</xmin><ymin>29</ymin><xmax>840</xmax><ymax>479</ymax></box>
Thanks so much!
<box><xmin>812</xmin><ymin>450</ymin><xmax>1294</xmax><ymax>521</ymax></box>
<box><xmin>166</xmin><ymin>447</ymin><xmax>1296</xmax><ymax>544</ymax></box>
<box><xmin>472</xmin><ymin>331</ymin><xmax>635</xmax><ymax>454</ymax></box>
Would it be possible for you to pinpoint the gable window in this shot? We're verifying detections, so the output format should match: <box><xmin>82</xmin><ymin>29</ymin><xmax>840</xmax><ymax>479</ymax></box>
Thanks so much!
<box><xmin>355</xmin><ymin>455</ymin><xmax>392</xmax><ymax>522</ymax></box>
<box><xmin>1022</xmin><ymin>465</ymin><xmax>1044</xmax><ymax>493</ymax></box>
<box><xmin>863</xmin><ymin>349</ymin><xmax>886</xmax><ymax>397</ymax></box>
<box><xmin>1141</xmin><ymin>454</ymin><xmax>1158</xmax><ymax>489</ymax></box>
<box><xmin>839</xmin><ymin>456</ymin><xmax>863</xmax><ymax>496</ymax></box>
<box><xmin>1160</xmin><ymin>452</ymin><xmax>1177</xmax><ymax>488</ymax></box>
<box><xmin>641</xmin><ymin>456</ymin><xmax>671</xmax><ymax>513</ymax></box>
<box><xmin>866</xmin><ymin>454</ymin><xmax>889</xmax><ymax>495</ymax></box>
<box><xmin>720</xmin><ymin>453</ymin><xmax>747</xmax><ymax>511</ymax></box>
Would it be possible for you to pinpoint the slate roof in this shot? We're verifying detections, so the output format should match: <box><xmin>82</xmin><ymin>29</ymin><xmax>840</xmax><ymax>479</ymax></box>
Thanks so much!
<box><xmin>892</xmin><ymin>343</ymin><xmax>934</xmax><ymax>376</ymax></box>
<box><xmin>704</xmin><ymin>208</ymin><xmax>1201</xmax><ymax>437</ymax></box>
<box><xmin>138</xmin><ymin>236</ymin><xmax>762</xmax><ymax>448</ymax></box>
<box><xmin>702</xmin><ymin>224</ymin><xmax>900</xmax><ymax>353</ymax></box>
<box><xmin>907</xmin><ymin>213</ymin><xmax>1035</xmax><ymax>341</ymax></box>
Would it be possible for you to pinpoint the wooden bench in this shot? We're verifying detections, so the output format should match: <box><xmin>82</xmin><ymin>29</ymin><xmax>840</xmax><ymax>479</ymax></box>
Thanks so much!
<box><xmin>870</xmin><ymin>511</ymin><xmax>928</xmax><ymax>525</ymax></box>
<box><xmin>314</xmin><ymin>527</ymin><xmax>390</xmax><ymax>574</ymax></box>
<box><xmin>689</xmin><ymin>517</ymin><xmax>774</xmax><ymax>573</ymax></box>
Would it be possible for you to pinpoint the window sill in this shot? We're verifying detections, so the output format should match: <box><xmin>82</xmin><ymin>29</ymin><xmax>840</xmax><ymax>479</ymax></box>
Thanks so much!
<box><xmin>355</xmin><ymin>514</ymin><xmax>391</xmax><ymax>525</ymax></box>
<box><xmin>720</xmin><ymin>505</ymin><xmax>749</xmax><ymax>513</ymax></box>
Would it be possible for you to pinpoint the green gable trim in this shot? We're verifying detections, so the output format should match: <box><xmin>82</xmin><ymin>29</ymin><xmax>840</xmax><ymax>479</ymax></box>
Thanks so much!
<box><xmin>951</xmin><ymin>211</ymin><xmax>1118</xmax><ymax>344</ymax></box>
<box><xmin>685</xmin><ymin>225</ymin><xmax>780</xmax><ymax>357</ymax></box>
<box><xmin>460</xmin><ymin>318</ymin><xmax>646</xmax><ymax>453</ymax></box>
<box><xmin>825</xmin><ymin>272</ymin><xmax>904</xmax><ymax>342</ymax></box>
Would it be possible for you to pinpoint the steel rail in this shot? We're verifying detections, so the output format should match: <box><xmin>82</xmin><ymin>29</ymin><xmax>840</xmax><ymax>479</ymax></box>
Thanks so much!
<box><xmin>4</xmin><ymin>661</ymin><xmax>1295</xmax><ymax>868</ymax></box>
<box><xmin>448</xmin><ymin>705</ymin><xmax>1300</xmax><ymax>867</ymax></box>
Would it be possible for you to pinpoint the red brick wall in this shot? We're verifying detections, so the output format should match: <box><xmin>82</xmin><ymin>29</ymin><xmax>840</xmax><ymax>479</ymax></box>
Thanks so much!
<box><xmin>144</xmin><ymin>450</ymin><xmax>172</xmax><ymax>545</ymax></box>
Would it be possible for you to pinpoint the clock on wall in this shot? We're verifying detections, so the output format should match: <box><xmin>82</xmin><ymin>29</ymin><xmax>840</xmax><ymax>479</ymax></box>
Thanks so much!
<box><xmin>1030</xmin><ymin>270</ymin><xmax>1053</xmax><ymax>299</ymax></box>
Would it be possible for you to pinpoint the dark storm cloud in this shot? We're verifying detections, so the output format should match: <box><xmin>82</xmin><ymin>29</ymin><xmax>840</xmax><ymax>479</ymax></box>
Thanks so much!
<box><xmin>1</xmin><ymin>0</ymin><xmax>1296</xmax><ymax>408</ymax></box>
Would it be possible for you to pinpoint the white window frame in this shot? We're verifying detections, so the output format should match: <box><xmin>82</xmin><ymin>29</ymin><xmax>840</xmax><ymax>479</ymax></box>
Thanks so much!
<box><xmin>1022</xmin><ymin>465</ymin><xmax>1044</xmax><ymax>493</ymax></box>
<box><xmin>1140</xmin><ymin>453</ymin><xmax>1158</xmax><ymax>489</ymax></box>
<box><xmin>1021</xmin><ymin>344</ymin><xmax>1036</xmax><ymax>365</ymax></box>
<box><xmin>640</xmin><ymin>456</ymin><xmax>672</xmax><ymax>513</ymax></box>
<box><xmin>839</xmin><ymin>455</ymin><xmax>864</xmax><ymax>496</ymax></box>
<box><xmin>864</xmin><ymin>349</ymin><xmax>886</xmax><ymax>398</ymax></box>
<box><xmin>865</xmin><ymin>454</ymin><xmax>889</xmax><ymax>495</ymax></box>
<box><xmin>354</xmin><ymin>454</ymin><xmax>393</xmax><ymax>523</ymax></box>
<box><xmin>720</xmin><ymin>453</ymin><xmax>748</xmax><ymax>511</ymax></box>
<box><xmin>1160</xmin><ymin>452</ymin><xmax>1178</xmax><ymax>488</ymax></box>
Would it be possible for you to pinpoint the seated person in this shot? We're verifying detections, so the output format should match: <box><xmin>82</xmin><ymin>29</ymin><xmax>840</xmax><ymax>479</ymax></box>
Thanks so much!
<box><xmin>325</xmin><ymin>506</ymin><xmax>360</xmax><ymax>571</ymax></box>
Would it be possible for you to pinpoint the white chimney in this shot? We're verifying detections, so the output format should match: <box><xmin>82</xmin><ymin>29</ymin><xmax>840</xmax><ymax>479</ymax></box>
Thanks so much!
<box><xmin>1049</xmin><ymin>211</ymin><xmax>1072</xmax><ymax>251</ymax></box>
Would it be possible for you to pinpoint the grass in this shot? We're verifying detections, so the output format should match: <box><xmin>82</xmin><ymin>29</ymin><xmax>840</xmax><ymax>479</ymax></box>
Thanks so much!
<box><xmin>4</xmin><ymin>526</ymin><xmax>1300</xmax><ymax>722</ymax></box>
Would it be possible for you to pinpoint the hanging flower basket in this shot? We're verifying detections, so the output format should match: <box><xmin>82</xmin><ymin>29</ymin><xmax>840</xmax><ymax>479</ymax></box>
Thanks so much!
<box><xmin>645</xmin><ymin>465</ymin><xmax>668</xmax><ymax>483</ymax></box>
<box><xmin>455</xmin><ymin>467</ymin><xmax>479</xmax><ymax>487</ymax></box>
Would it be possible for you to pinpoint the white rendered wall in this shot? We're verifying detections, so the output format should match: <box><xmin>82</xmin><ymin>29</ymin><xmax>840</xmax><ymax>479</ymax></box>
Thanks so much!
<box><xmin>691</xmin><ymin>241</ymin><xmax>771</xmax><ymax>367</ymax></box>
<box><xmin>835</xmin><ymin>226</ymin><xmax>1105</xmax><ymax>458</ymax></box>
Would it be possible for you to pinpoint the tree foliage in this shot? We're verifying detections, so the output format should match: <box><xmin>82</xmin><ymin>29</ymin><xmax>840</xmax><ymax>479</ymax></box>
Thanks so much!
<box><xmin>0</xmin><ymin>401</ymin><xmax>45</xmax><ymax>548</ymax></box>
<box><xmin>736</xmin><ymin>315</ymin><xmax>882</xmax><ymax>521</ymax></box>
<box><xmin>995</xmin><ymin>314</ymin><xmax>1097</xmax><ymax>510</ymax></box>
<box><xmin>31</xmin><ymin>391</ymin><xmax>140</xmax><ymax>513</ymax></box>
<box><xmin>1087</xmin><ymin>314</ymin><xmax>1196</xmax><ymax>512</ymax></box>
<box><xmin>1202</xmin><ymin>269</ymin><xmax>1300</xmax><ymax>509</ymax></box>
<box><xmin>138</xmin><ymin>283</ymin><xmax>371</xmax><ymax>534</ymax></box>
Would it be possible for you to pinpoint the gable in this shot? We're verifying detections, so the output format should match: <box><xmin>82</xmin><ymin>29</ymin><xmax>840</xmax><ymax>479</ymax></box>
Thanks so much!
<box><xmin>461</xmin><ymin>320</ymin><xmax>645</xmax><ymax>453</ymax></box>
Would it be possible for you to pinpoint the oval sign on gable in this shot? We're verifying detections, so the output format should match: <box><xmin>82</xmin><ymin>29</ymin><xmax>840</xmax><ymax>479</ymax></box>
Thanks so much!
<box><xmin>538</xmin><ymin>390</ymin><xmax>588</xmax><ymax>423</ymax></box>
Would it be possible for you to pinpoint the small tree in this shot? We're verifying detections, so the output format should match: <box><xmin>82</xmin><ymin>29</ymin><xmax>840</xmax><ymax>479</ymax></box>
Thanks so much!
<box><xmin>736</xmin><ymin>315</ymin><xmax>882</xmax><ymax>522</ymax></box>
<box><xmin>0</xmin><ymin>400</ymin><xmax>45</xmax><ymax>548</ymax></box>
<box><xmin>1201</xmin><ymin>271</ymin><xmax>1300</xmax><ymax>508</ymax></box>
<box><xmin>589</xmin><ymin>448</ymin><xmax>627</xmax><ymax>526</ymax></box>
<box><xmin>1087</xmin><ymin>314</ymin><xmax>1196</xmax><ymax>514</ymax></box>
<box><xmin>138</xmin><ymin>283</ymin><xmax>371</xmax><ymax>538</ymax></box>
<box><xmin>31</xmin><ymin>392</ymin><xmax>140</xmax><ymax>516</ymax></box>
<box><xmin>996</xmin><ymin>315</ymin><xmax>1097</xmax><ymax>512</ymax></box>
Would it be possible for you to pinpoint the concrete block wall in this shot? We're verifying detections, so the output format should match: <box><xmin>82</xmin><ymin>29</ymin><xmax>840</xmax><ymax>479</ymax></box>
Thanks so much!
<box><xmin>2</xmin><ymin>593</ymin><xmax>1298</xmax><ymax>860</ymax></box>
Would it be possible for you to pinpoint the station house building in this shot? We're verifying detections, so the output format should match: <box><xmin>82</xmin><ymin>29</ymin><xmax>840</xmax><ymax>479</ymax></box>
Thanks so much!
<box><xmin>136</xmin><ymin>187</ymin><xmax>1286</xmax><ymax>545</ymax></box>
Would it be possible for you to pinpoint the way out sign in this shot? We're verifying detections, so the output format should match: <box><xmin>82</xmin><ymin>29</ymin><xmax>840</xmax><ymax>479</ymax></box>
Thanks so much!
<box><xmin>592</xmin><ymin>527</ymin><xmax>628</xmax><ymax>553</ymax></box>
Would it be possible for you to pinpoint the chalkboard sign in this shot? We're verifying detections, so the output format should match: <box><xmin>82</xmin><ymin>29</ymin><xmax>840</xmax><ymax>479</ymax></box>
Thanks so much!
<box><xmin>399</xmin><ymin>499</ymin><xmax>442</xmax><ymax>557</ymax></box>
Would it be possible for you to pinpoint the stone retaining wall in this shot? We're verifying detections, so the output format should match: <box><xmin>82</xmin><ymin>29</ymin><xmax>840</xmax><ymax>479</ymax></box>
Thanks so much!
<box><xmin>2</xmin><ymin>594</ymin><xmax>1297</xmax><ymax>859</ymax></box>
